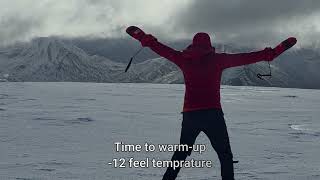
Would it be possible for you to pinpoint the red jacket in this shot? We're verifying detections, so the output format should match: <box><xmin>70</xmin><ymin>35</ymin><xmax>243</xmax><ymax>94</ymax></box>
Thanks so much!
<box><xmin>145</xmin><ymin>33</ymin><xmax>271</xmax><ymax>112</ymax></box>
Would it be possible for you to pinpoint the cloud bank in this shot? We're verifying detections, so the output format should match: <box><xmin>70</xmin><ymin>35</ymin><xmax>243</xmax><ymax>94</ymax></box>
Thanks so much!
<box><xmin>172</xmin><ymin>0</ymin><xmax>320</xmax><ymax>47</ymax></box>
<box><xmin>0</xmin><ymin>0</ymin><xmax>186</xmax><ymax>45</ymax></box>
<box><xmin>0</xmin><ymin>0</ymin><xmax>320</xmax><ymax>47</ymax></box>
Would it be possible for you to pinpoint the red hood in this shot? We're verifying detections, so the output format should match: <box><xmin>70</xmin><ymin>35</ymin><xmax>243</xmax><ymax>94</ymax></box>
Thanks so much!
<box><xmin>182</xmin><ymin>32</ymin><xmax>215</xmax><ymax>60</ymax></box>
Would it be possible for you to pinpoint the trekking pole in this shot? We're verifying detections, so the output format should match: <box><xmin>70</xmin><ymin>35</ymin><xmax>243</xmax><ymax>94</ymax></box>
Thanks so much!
<box><xmin>125</xmin><ymin>26</ymin><xmax>147</xmax><ymax>72</ymax></box>
<box><xmin>257</xmin><ymin>61</ymin><xmax>272</xmax><ymax>80</ymax></box>
<box><xmin>125</xmin><ymin>47</ymin><xmax>144</xmax><ymax>72</ymax></box>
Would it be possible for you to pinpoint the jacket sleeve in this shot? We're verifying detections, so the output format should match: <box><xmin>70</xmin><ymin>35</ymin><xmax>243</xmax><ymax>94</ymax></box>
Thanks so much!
<box><xmin>147</xmin><ymin>40</ymin><xmax>183</xmax><ymax>67</ymax></box>
<box><xmin>218</xmin><ymin>49</ymin><xmax>268</xmax><ymax>69</ymax></box>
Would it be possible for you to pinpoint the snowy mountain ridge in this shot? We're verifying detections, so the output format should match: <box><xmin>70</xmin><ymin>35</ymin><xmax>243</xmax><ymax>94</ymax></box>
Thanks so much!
<box><xmin>0</xmin><ymin>37</ymin><xmax>319</xmax><ymax>89</ymax></box>
<box><xmin>0</xmin><ymin>37</ymin><xmax>120</xmax><ymax>82</ymax></box>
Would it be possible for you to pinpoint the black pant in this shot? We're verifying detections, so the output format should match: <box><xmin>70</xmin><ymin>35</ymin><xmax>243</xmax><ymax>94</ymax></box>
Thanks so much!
<box><xmin>162</xmin><ymin>109</ymin><xmax>235</xmax><ymax>180</ymax></box>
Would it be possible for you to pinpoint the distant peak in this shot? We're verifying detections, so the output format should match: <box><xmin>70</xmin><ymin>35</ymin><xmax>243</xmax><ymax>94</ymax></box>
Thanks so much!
<box><xmin>28</xmin><ymin>36</ymin><xmax>85</xmax><ymax>54</ymax></box>
<box><xmin>31</xmin><ymin>37</ymin><xmax>64</xmax><ymax>47</ymax></box>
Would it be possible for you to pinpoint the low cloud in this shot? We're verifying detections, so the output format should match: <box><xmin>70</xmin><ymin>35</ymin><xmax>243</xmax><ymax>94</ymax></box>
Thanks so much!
<box><xmin>171</xmin><ymin>0</ymin><xmax>320</xmax><ymax>47</ymax></box>
<box><xmin>0</xmin><ymin>0</ymin><xmax>319</xmax><ymax>48</ymax></box>
<box><xmin>0</xmin><ymin>0</ymin><xmax>184</xmax><ymax>46</ymax></box>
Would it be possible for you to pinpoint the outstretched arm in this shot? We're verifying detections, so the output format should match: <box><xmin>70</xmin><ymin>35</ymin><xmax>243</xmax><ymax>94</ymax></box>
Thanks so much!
<box><xmin>219</xmin><ymin>37</ymin><xmax>297</xmax><ymax>69</ymax></box>
<box><xmin>140</xmin><ymin>34</ymin><xmax>183</xmax><ymax>67</ymax></box>
<box><xmin>218</xmin><ymin>48</ymin><xmax>274</xmax><ymax>69</ymax></box>
<box><xmin>126</xmin><ymin>26</ymin><xmax>183</xmax><ymax>66</ymax></box>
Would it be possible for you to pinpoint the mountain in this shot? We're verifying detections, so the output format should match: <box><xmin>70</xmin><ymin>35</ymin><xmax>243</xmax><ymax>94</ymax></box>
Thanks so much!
<box><xmin>68</xmin><ymin>37</ymin><xmax>190</xmax><ymax>63</ymax></box>
<box><xmin>274</xmin><ymin>49</ymin><xmax>320</xmax><ymax>89</ymax></box>
<box><xmin>221</xmin><ymin>63</ymin><xmax>290</xmax><ymax>87</ymax></box>
<box><xmin>0</xmin><ymin>36</ymin><xmax>319</xmax><ymax>89</ymax></box>
<box><xmin>0</xmin><ymin>37</ymin><xmax>123</xmax><ymax>82</ymax></box>
<box><xmin>0</xmin><ymin>37</ymin><xmax>183</xmax><ymax>83</ymax></box>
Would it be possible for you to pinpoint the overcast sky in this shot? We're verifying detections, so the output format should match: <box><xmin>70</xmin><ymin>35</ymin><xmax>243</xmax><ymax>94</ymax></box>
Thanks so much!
<box><xmin>1</xmin><ymin>0</ymin><xmax>320</xmax><ymax>47</ymax></box>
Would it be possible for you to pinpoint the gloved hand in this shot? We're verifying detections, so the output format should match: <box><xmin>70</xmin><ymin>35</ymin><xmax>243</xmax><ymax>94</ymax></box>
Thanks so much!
<box><xmin>126</xmin><ymin>26</ymin><xmax>146</xmax><ymax>41</ymax></box>
<box><xmin>264</xmin><ymin>47</ymin><xmax>276</xmax><ymax>61</ymax></box>
<box><xmin>140</xmin><ymin>34</ymin><xmax>157</xmax><ymax>47</ymax></box>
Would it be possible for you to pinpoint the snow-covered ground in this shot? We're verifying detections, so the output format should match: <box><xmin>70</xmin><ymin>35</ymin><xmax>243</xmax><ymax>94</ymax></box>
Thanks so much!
<box><xmin>0</xmin><ymin>82</ymin><xmax>320</xmax><ymax>180</ymax></box>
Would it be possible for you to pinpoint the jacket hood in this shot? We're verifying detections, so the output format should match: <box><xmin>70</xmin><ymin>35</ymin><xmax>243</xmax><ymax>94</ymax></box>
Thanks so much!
<box><xmin>182</xmin><ymin>32</ymin><xmax>215</xmax><ymax>60</ymax></box>
<box><xmin>193</xmin><ymin>32</ymin><xmax>212</xmax><ymax>49</ymax></box>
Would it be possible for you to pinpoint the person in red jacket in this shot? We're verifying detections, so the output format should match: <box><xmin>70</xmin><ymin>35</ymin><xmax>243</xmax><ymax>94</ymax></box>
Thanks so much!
<box><xmin>131</xmin><ymin>28</ymin><xmax>288</xmax><ymax>180</ymax></box>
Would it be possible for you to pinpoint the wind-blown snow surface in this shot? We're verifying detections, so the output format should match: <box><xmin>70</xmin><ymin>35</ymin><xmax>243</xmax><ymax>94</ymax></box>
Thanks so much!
<box><xmin>0</xmin><ymin>82</ymin><xmax>320</xmax><ymax>180</ymax></box>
